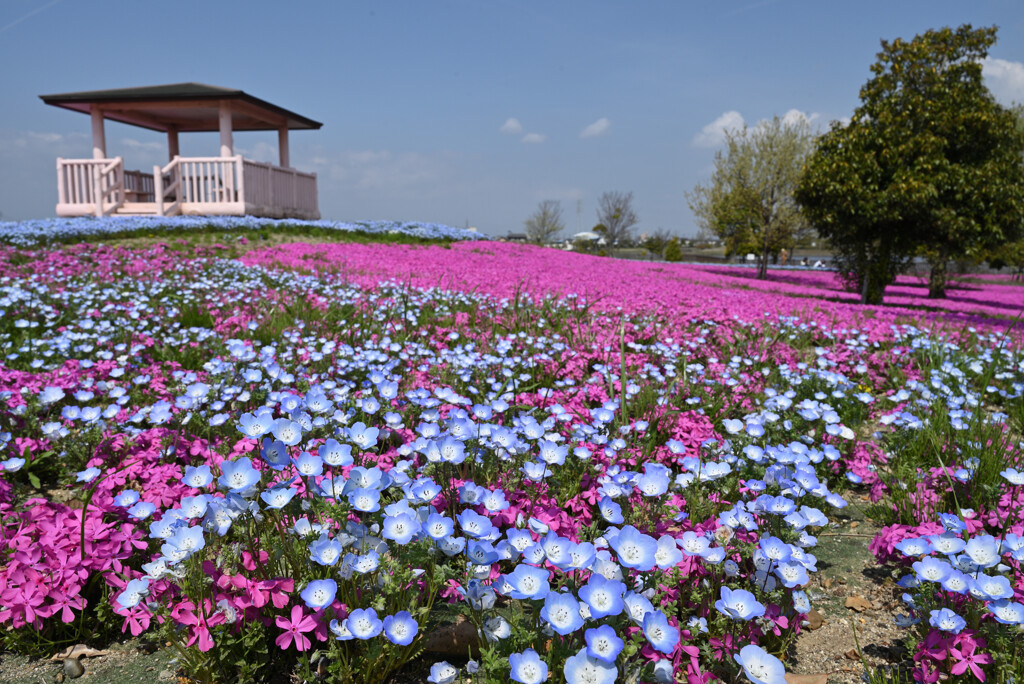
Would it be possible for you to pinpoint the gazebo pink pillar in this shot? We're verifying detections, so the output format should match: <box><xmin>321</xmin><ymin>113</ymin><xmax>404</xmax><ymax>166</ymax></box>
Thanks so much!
<box><xmin>91</xmin><ymin>107</ymin><xmax>106</xmax><ymax>159</ymax></box>
<box><xmin>167</xmin><ymin>127</ymin><xmax>180</xmax><ymax>160</ymax></box>
<box><xmin>278</xmin><ymin>126</ymin><xmax>290</xmax><ymax>168</ymax></box>
<box><xmin>218</xmin><ymin>101</ymin><xmax>233</xmax><ymax>157</ymax></box>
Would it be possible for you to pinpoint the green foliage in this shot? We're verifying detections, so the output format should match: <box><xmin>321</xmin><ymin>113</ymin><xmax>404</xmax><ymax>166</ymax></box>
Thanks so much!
<box><xmin>687</xmin><ymin>115</ymin><xmax>815</xmax><ymax>279</ymax></box>
<box><xmin>663</xmin><ymin>238</ymin><xmax>683</xmax><ymax>262</ymax></box>
<box><xmin>595</xmin><ymin>191</ymin><xmax>639</xmax><ymax>247</ymax></box>
<box><xmin>797</xmin><ymin>24</ymin><xmax>1024</xmax><ymax>304</ymax></box>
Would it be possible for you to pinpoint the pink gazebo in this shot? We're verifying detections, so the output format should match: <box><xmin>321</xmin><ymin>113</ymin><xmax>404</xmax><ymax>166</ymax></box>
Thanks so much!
<box><xmin>41</xmin><ymin>83</ymin><xmax>322</xmax><ymax>220</ymax></box>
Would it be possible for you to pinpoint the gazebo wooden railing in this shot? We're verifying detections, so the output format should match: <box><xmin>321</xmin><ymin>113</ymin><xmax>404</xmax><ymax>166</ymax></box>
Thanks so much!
<box><xmin>57</xmin><ymin>155</ymin><xmax>319</xmax><ymax>219</ymax></box>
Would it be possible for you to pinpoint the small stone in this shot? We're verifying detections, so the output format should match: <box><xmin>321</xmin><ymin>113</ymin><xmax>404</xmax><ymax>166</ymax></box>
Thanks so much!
<box><xmin>849</xmin><ymin>521</ymin><xmax>860</xmax><ymax>529</ymax></box>
<box><xmin>786</xmin><ymin>675</ymin><xmax>829</xmax><ymax>684</ymax></box>
<box><xmin>63</xmin><ymin>658</ymin><xmax>85</xmax><ymax>679</ymax></box>
<box><xmin>158</xmin><ymin>669</ymin><xmax>176</xmax><ymax>681</ymax></box>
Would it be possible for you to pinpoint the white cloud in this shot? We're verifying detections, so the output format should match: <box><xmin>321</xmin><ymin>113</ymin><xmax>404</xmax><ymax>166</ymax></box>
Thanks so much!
<box><xmin>305</xmin><ymin>148</ymin><xmax>446</xmax><ymax>195</ymax></box>
<box><xmin>580</xmin><ymin>117</ymin><xmax>611</xmax><ymax>139</ymax></box>
<box><xmin>500</xmin><ymin>117</ymin><xmax>523</xmax><ymax>135</ymax></box>
<box><xmin>982</xmin><ymin>57</ymin><xmax>1024</xmax><ymax>106</ymax></box>
<box><xmin>779</xmin><ymin>109</ymin><xmax>820</xmax><ymax>128</ymax></box>
<box><xmin>692</xmin><ymin>110</ymin><xmax>744</xmax><ymax>148</ymax></box>
<box><xmin>521</xmin><ymin>133</ymin><xmax>546</xmax><ymax>144</ymax></box>
<box><xmin>119</xmin><ymin>137</ymin><xmax>163</xmax><ymax>152</ymax></box>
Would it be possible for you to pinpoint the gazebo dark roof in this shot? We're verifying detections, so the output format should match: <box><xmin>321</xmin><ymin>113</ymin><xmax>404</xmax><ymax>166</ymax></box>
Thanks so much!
<box><xmin>39</xmin><ymin>82</ymin><xmax>322</xmax><ymax>133</ymax></box>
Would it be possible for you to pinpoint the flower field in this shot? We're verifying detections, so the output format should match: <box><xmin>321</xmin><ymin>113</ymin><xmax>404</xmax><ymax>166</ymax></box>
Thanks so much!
<box><xmin>0</xmin><ymin>222</ymin><xmax>1022</xmax><ymax>684</ymax></box>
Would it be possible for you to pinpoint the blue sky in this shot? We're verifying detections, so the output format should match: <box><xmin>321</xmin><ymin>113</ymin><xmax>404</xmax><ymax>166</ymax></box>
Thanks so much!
<box><xmin>2</xmin><ymin>0</ymin><xmax>1023</xmax><ymax>237</ymax></box>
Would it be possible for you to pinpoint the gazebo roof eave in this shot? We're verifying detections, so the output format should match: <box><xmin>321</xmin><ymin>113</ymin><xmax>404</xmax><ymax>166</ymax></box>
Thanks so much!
<box><xmin>39</xmin><ymin>82</ymin><xmax>323</xmax><ymax>132</ymax></box>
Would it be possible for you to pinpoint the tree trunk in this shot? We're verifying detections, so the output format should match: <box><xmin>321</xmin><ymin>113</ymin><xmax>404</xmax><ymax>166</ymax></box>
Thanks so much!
<box><xmin>757</xmin><ymin>249</ymin><xmax>769</xmax><ymax>279</ymax></box>
<box><xmin>927</xmin><ymin>257</ymin><xmax>947</xmax><ymax>299</ymax></box>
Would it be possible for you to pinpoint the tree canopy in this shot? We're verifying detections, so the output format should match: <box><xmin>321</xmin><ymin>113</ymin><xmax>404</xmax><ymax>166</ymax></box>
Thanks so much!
<box><xmin>595</xmin><ymin>191</ymin><xmax>639</xmax><ymax>247</ymax></box>
<box><xmin>687</xmin><ymin>116</ymin><xmax>815</xmax><ymax>279</ymax></box>
<box><xmin>796</xmin><ymin>24</ymin><xmax>1024</xmax><ymax>303</ymax></box>
<box><xmin>524</xmin><ymin>199</ymin><xmax>565</xmax><ymax>244</ymax></box>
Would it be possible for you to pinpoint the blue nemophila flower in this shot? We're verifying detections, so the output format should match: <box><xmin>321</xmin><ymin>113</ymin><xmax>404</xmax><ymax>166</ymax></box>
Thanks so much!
<box><xmin>578</xmin><ymin>573</ymin><xmax>625</xmax><ymax>618</ymax></box>
<box><xmin>927</xmin><ymin>533</ymin><xmax>965</xmax><ymax>555</ymax></box>
<box><xmin>522</xmin><ymin>460</ymin><xmax>552</xmax><ymax>481</ymax></box>
<box><xmin>987</xmin><ymin>599</ymin><xmax>1024</xmax><ymax>625</ymax></box>
<box><xmin>308</xmin><ymin>535</ymin><xmax>343</xmax><ymax>566</ymax></box>
<box><xmin>623</xmin><ymin>590</ymin><xmax>654</xmax><ymax>625</ymax></box>
<box><xmin>116</xmin><ymin>578</ymin><xmax>150</xmax><ymax>609</ymax></box>
<box><xmin>598</xmin><ymin>495</ymin><xmax>624</xmax><ymax>524</ymax></box>
<box><xmin>261</xmin><ymin>486</ymin><xmax>298</xmax><ymax>510</ymax></box>
<box><xmin>775</xmin><ymin>561</ymin><xmax>810</xmax><ymax>588</ymax></box>
<box><xmin>970</xmin><ymin>573</ymin><xmax>1014</xmax><ymax>601</ymax></box>
<box><xmin>427</xmin><ymin>661</ymin><xmax>459</xmax><ymax>684</ymax></box>
<box><xmin>508</xmin><ymin>648</ymin><xmax>548</xmax><ymax>684</ymax></box>
<box><xmin>300</xmin><ymin>579</ymin><xmax>337</xmax><ymax>610</ymax></box>
<box><xmin>540</xmin><ymin>592</ymin><xmax>584</xmax><ymax>636</ymax></box>
<box><xmin>318</xmin><ymin>438</ymin><xmax>353</xmax><ymax>467</ymax></box>
<box><xmin>1001</xmin><ymin>467</ymin><xmax>1024</xmax><ymax>485</ymax></box>
<box><xmin>181</xmin><ymin>464</ymin><xmax>213</xmax><ymax>488</ymax></box>
<box><xmin>292</xmin><ymin>451</ymin><xmax>323</xmax><ymax>477</ymax></box>
<box><xmin>503</xmin><ymin>563</ymin><xmax>551</xmax><ymax>600</ymax></box>
<box><xmin>347</xmin><ymin>422</ymin><xmax>379</xmax><ymax>450</ymax></box>
<box><xmin>759</xmin><ymin>535</ymin><xmax>792</xmax><ymax>563</ymax></box>
<box><xmin>715</xmin><ymin>586</ymin><xmax>766</xmax><ymax>621</ymax></box>
<box><xmin>734</xmin><ymin>644</ymin><xmax>787</xmax><ymax>684</ymax></box>
<box><xmin>347</xmin><ymin>487</ymin><xmax>381</xmax><ymax>512</ymax></box>
<box><xmin>654</xmin><ymin>534</ymin><xmax>684</xmax><ymax>569</ymax></box>
<box><xmin>678</xmin><ymin>530</ymin><xmax>711</xmax><ymax>557</ymax></box>
<box><xmin>127</xmin><ymin>501</ymin><xmax>157</xmax><ymax>520</ymax></box>
<box><xmin>436</xmin><ymin>535</ymin><xmax>466</xmax><ymax>556</ymax></box>
<box><xmin>964</xmin><ymin>535</ymin><xmax>1001</xmax><ymax>567</ymax></box>
<box><xmin>584</xmin><ymin>624</ymin><xmax>624</xmax><ymax>663</ymax></box>
<box><xmin>457</xmin><ymin>509</ymin><xmax>493</xmax><ymax>539</ymax></box>
<box><xmin>424</xmin><ymin>512</ymin><xmax>455</xmax><ymax>540</ymax></box>
<box><xmin>347</xmin><ymin>607</ymin><xmax>383</xmax><ymax>639</ymax></box>
<box><xmin>894</xmin><ymin>537</ymin><xmax>931</xmax><ymax>557</ymax></box>
<box><xmin>912</xmin><ymin>556</ymin><xmax>952</xmax><ymax>583</ymax></box>
<box><xmin>113</xmin><ymin>490</ymin><xmax>140</xmax><ymax>507</ymax></box>
<box><xmin>76</xmin><ymin>467</ymin><xmax>101</xmax><ymax>483</ymax></box>
<box><xmin>38</xmin><ymin>386</ymin><xmax>65</xmax><ymax>405</ymax></box>
<box><xmin>564</xmin><ymin>648</ymin><xmax>617</xmax><ymax>684</ymax></box>
<box><xmin>609</xmin><ymin>525</ymin><xmax>658</xmax><ymax>571</ymax></box>
<box><xmin>237</xmin><ymin>411</ymin><xmax>272</xmax><ymax>438</ymax></box>
<box><xmin>382</xmin><ymin>512</ymin><xmax>420</xmax><ymax>545</ymax></box>
<box><xmin>178</xmin><ymin>495</ymin><xmax>209</xmax><ymax>519</ymax></box>
<box><xmin>383</xmin><ymin>611</ymin><xmax>419</xmax><ymax>646</ymax></box>
<box><xmin>218</xmin><ymin>457</ymin><xmax>261</xmax><ymax>494</ymax></box>
<box><xmin>929</xmin><ymin>608</ymin><xmax>966</xmax><ymax>634</ymax></box>
<box><xmin>642</xmin><ymin>610</ymin><xmax>680</xmax><ymax>654</ymax></box>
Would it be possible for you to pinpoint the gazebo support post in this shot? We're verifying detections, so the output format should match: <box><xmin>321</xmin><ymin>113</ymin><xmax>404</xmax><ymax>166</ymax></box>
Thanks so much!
<box><xmin>91</xmin><ymin>107</ymin><xmax>106</xmax><ymax>159</ymax></box>
<box><xmin>278</xmin><ymin>126</ymin><xmax>290</xmax><ymax>168</ymax></box>
<box><xmin>218</xmin><ymin>102</ymin><xmax>233</xmax><ymax>157</ymax></box>
<box><xmin>167</xmin><ymin>127</ymin><xmax>180</xmax><ymax>160</ymax></box>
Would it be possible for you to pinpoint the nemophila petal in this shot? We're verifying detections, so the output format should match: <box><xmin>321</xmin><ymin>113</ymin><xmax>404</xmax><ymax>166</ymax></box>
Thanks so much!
<box><xmin>483</xmin><ymin>615</ymin><xmax>511</xmax><ymax>642</ymax></box>
<box><xmin>424</xmin><ymin>512</ymin><xmax>455</xmax><ymax>540</ymax></box>
<box><xmin>734</xmin><ymin>645</ymin><xmax>787</xmax><ymax>684</ymax></box>
<box><xmin>127</xmin><ymin>501</ymin><xmax>157</xmax><ymax>519</ymax></box>
<box><xmin>382</xmin><ymin>512</ymin><xmax>420</xmax><ymax>545</ymax></box>
<box><xmin>678</xmin><ymin>530</ymin><xmax>710</xmax><ymax>557</ymax></box>
<box><xmin>383</xmin><ymin>611</ymin><xmax>419</xmax><ymax>646</ymax></box>
<box><xmin>540</xmin><ymin>592</ymin><xmax>584</xmax><ymax>636</ymax></box>
<box><xmin>427</xmin><ymin>661</ymin><xmax>459</xmax><ymax>684</ymax></box>
<box><xmin>503</xmin><ymin>563</ymin><xmax>551</xmax><ymax>600</ymax></box>
<box><xmin>964</xmin><ymin>535</ymin><xmax>1001</xmax><ymax>567</ymax></box>
<box><xmin>912</xmin><ymin>556</ymin><xmax>952</xmax><ymax>583</ymax></box>
<box><xmin>456</xmin><ymin>509</ymin><xmax>493</xmax><ymax>538</ymax></box>
<box><xmin>929</xmin><ymin>607</ymin><xmax>966</xmax><ymax>634</ymax></box>
<box><xmin>609</xmin><ymin>525</ymin><xmax>658</xmax><ymax>571</ymax></box>
<box><xmin>300</xmin><ymin>579</ymin><xmax>337</xmax><ymax>610</ymax></box>
<box><xmin>585</xmin><ymin>624</ymin><xmax>624</xmax><ymax>663</ymax></box>
<box><xmin>598</xmin><ymin>495</ymin><xmax>624</xmax><ymax>524</ymax></box>
<box><xmin>308</xmin><ymin>535</ymin><xmax>343</xmax><ymax>566</ymax></box>
<box><xmin>436</xmin><ymin>535</ymin><xmax>466</xmax><ymax>556</ymax></box>
<box><xmin>971</xmin><ymin>573</ymin><xmax>1014</xmax><ymax>600</ymax></box>
<box><xmin>927</xmin><ymin>533</ymin><xmax>965</xmax><ymax>555</ymax></box>
<box><xmin>509</xmin><ymin>648</ymin><xmax>548</xmax><ymax>684</ymax></box>
<box><xmin>774</xmin><ymin>561</ymin><xmax>809</xmax><ymax>588</ymax></box>
<box><xmin>347</xmin><ymin>487</ymin><xmax>381</xmax><ymax>512</ymax></box>
<box><xmin>642</xmin><ymin>610</ymin><xmax>680</xmax><ymax>654</ymax></box>
<box><xmin>347</xmin><ymin>607</ymin><xmax>383</xmax><ymax>639</ymax></box>
<box><xmin>113</xmin><ymin>490</ymin><xmax>140</xmax><ymax>507</ymax></box>
<box><xmin>715</xmin><ymin>586</ymin><xmax>765</xmax><ymax>621</ymax></box>
<box><xmin>987</xmin><ymin>599</ymin><xmax>1024</xmax><ymax>625</ymax></box>
<box><xmin>579</xmin><ymin>573</ymin><xmax>625</xmax><ymax>618</ymax></box>
<box><xmin>218</xmin><ymin>457</ymin><xmax>261</xmax><ymax>494</ymax></box>
<box><xmin>291</xmin><ymin>451</ymin><xmax>323</xmax><ymax>477</ymax></box>
<box><xmin>654</xmin><ymin>534</ymin><xmax>684</xmax><ymax>569</ymax></box>
<box><xmin>623</xmin><ymin>590</ymin><xmax>654</xmax><ymax>626</ymax></box>
<box><xmin>116</xmin><ymin>578</ymin><xmax>149</xmax><ymax>609</ymax></box>
<box><xmin>181</xmin><ymin>464</ymin><xmax>213</xmax><ymax>488</ymax></box>
<box><xmin>318</xmin><ymin>438</ymin><xmax>353</xmax><ymax>467</ymax></box>
<box><xmin>1001</xmin><ymin>467</ymin><xmax>1024</xmax><ymax>485</ymax></box>
<box><xmin>564</xmin><ymin>648</ymin><xmax>617</xmax><ymax>684</ymax></box>
<box><xmin>261</xmin><ymin>486</ymin><xmax>298</xmax><ymax>510</ymax></box>
<box><xmin>76</xmin><ymin>466</ymin><xmax>101</xmax><ymax>482</ymax></box>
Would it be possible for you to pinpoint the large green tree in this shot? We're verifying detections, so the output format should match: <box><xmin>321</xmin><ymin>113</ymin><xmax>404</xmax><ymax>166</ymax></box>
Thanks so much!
<box><xmin>687</xmin><ymin>116</ymin><xmax>815</xmax><ymax>279</ymax></box>
<box><xmin>796</xmin><ymin>24</ymin><xmax>1024</xmax><ymax>303</ymax></box>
